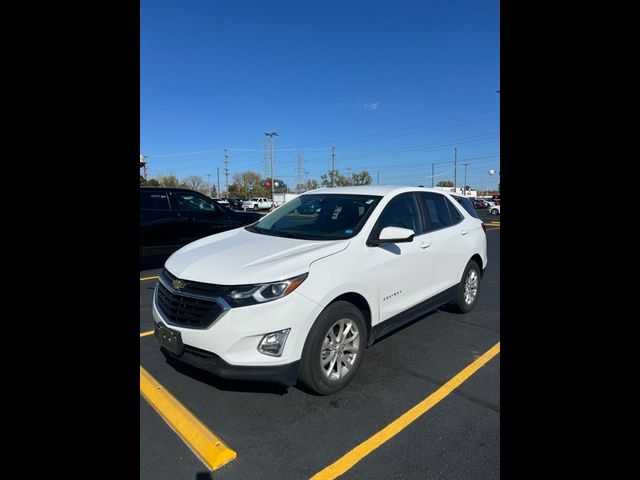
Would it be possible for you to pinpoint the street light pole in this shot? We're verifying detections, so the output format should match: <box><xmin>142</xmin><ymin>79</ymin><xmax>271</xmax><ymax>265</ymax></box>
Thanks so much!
<box><xmin>264</xmin><ymin>131</ymin><xmax>278</xmax><ymax>204</ymax></box>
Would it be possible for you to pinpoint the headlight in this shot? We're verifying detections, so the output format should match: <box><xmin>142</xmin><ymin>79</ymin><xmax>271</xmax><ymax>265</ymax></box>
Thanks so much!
<box><xmin>226</xmin><ymin>273</ymin><xmax>308</xmax><ymax>306</ymax></box>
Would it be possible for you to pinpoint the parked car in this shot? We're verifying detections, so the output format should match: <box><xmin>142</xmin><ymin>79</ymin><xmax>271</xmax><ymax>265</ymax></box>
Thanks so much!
<box><xmin>153</xmin><ymin>186</ymin><xmax>487</xmax><ymax>394</ymax></box>
<box><xmin>226</xmin><ymin>198</ymin><xmax>245</xmax><ymax>210</ymax></box>
<box><xmin>140</xmin><ymin>187</ymin><xmax>262</xmax><ymax>257</ymax></box>
<box><xmin>471</xmin><ymin>199</ymin><xmax>488</xmax><ymax>209</ymax></box>
<box><xmin>242</xmin><ymin>197</ymin><xmax>273</xmax><ymax>210</ymax></box>
<box><xmin>489</xmin><ymin>205</ymin><xmax>500</xmax><ymax>215</ymax></box>
<box><xmin>211</xmin><ymin>198</ymin><xmax>230</xmax><ymax>208</ymax></box>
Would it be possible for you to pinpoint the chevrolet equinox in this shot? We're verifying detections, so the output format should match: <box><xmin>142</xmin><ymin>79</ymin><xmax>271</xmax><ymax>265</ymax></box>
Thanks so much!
<box><xmin>153</xmin><ymin>186</ymin><xmax>487</xmax><ymax>394</ymax></box>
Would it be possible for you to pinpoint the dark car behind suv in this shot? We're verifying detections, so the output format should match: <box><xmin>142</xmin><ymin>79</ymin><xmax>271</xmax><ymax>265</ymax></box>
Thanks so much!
<box><xmin>140</xmin><ymin>187</ymin><xmax>262</xmax><ymax>257</ymax></box>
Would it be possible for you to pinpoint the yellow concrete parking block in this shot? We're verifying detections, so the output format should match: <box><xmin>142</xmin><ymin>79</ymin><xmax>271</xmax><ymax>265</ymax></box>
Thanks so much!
<box><xmin>140</xmin><ymin>366</ymin><xmax>237</xmax><ymax>471</ymax></box>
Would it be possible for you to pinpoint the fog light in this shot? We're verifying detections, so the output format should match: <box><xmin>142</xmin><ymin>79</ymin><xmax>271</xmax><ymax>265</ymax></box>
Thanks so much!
<box><xmin>258</xmin><ymin>329</ymin><xmax>290</xmax><ymax>357</ymax></box>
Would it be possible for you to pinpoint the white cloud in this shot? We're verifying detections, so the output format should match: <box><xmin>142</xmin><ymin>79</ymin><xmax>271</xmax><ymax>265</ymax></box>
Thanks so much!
<box><xmin>364</xmin><ymin>101</ymin><xmax>380</xmax><ymax>111</ymax></box>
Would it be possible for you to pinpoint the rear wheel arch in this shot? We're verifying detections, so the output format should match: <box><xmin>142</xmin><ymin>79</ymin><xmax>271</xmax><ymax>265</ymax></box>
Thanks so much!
<box><xmin>470</xmin><ymin>254</ymin><xmax>483</xmax><ymax>275</ymax></box>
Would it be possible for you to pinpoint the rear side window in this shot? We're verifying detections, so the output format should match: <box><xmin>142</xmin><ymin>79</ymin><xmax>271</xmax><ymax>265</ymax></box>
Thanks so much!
<box><xmin>451</xmin><ymin>195</ymin><xmax>481</xmax><ymax>219</ymax></box>
<box><xmin>140</xmin><ymin>191</ymin><xmax>170</xmax><ymax>210</ymax></box>
<box><xmin>173</xmin><ymin>192</ymin><xmax>218</xmax><ymax>211</ymax></box>
<box><xmin>446</xmin><ymin>198</ymin><xmax>464</xmax><ymax>224</ymax></box>
<box><xmin>418</xmin><ymin>192</ymin><xmax>454</xmax><ymax>231</ymax></box>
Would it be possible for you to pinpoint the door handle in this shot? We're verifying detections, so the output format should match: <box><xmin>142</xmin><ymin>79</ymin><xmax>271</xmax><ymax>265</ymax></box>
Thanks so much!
<box><xmin>461</xmin><ymin>229</ymin><xmax>468</xmax><ymax>235</ymax></box>
<box><xmin>420</xmin><ymin>240</ymin><xmax>431</xmax><ymax>249</ymax></box>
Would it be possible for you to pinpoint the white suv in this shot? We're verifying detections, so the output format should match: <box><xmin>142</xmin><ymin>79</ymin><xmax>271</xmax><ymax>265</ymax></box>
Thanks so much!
<box><xmin>242</xmin><ymin>197</ymin><xmax>273</xmax><ymax>211</ymax></box>
<box><xmin>153</xmin><ymin>186</ymin><xmax>487</xmax><ymax>394</ymax></box>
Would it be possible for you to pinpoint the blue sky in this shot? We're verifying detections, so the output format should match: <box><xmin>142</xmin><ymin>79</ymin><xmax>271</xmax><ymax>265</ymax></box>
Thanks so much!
<box><xmin>141</xmin><ymin>0</ymin><xmax>500</xmax><ymax>191</ymax></box>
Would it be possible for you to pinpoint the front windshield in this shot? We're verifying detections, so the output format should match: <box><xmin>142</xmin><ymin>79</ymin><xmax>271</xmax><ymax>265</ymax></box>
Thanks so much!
<box><xmin>246</xmin><ymin>194</ymin><xmax>382</xmax><ymax>240</ymax></box>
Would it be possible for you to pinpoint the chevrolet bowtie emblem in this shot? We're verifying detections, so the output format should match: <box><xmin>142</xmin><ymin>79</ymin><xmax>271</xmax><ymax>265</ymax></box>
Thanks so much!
<box><xmin>172</xmin><ymin>279</ymin><xmax>186</xmax><ymax>290</ymax></box>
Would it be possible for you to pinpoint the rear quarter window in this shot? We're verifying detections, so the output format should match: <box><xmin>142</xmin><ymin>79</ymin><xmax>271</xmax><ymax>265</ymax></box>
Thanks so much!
<box><xmin>452</xmin><ymin>195</ymin><xmax>481</xmax><ymax>219</ymax></box>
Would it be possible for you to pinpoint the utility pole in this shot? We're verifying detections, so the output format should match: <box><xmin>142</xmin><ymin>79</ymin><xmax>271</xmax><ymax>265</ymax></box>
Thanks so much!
<box><xmin>346</xmin><ymin>166</ymin><xmax>352</xmax><ymax>180</ymax></box>
<box><xmin>296</xmin><ymin>151</ymin><xmax>304</xmax><ymax>192</ymax></box>
<box><xmin>217</xmin><ymin>167</ymin><xmax>220</xmax><ymax>197</ymax></box>
<box><xmin>377</xmin><ymin>170</ymin><xmax>380</xmax><ymax>185</ymax></box>
<box><xmin>431</xmin><ymin>163</ymin><xmax>434</xmax><ymax>188</ymax></box>
<box><xmin>462</xmin><ymin>163</ymin><xmax>469</xmax><ymax>196</ymax></box>
<box><xmin>224</xmin><ymin>149</ymin><xmax>229</xmax><ymax>198</ymax></box>
<box><xmin>264</xmin><ymin>132</ymin><xmax>278</xmax><ymax>202</ymax></box>
<box><xmin>206</xmin><ymin>173</ymin><xmax>211</xmax><ymax>190</ymax></box>
<box><xmin>454</xmin><ymin>148</ymin><xmax>457</xmax><ymax>193</ymax></box>
<box><xmin>331</xmin><ymin>146</ymin><xmax>336</xmax><ymax>187</ymax></box>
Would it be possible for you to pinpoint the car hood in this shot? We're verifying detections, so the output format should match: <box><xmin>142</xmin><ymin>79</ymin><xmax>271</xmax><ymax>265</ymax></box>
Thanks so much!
<box><xmin>165</xmin><ymin>227</ymin><xmax>350</xmax><ymax>285</ymax></box>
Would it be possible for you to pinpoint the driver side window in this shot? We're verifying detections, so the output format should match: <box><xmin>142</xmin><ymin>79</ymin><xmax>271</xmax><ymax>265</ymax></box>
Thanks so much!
<box><xmin>375</xmin><ymin>193</ymin><xmax>423</xmax><ymax>235</ymax></box>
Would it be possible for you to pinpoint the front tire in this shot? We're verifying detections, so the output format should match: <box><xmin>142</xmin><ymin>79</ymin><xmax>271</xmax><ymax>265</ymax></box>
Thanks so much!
<box><xmin>451</xmin><ymin>260</ymin><xmax>481</xmax><ymax>313</ymax></box>
<box><xmin>298</xmin><ymin>301</ymin><xmax>367</xmax><ymax>395</ymax></box>
<box><xmin>491</xmin><ymin>208</ymin><xmax>499</xmax><ymax>215</ymax></box>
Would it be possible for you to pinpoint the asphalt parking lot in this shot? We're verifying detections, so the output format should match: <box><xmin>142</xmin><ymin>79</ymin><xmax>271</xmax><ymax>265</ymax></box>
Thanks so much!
<box><xmin>139</xmin><ymin>215</ymin><xmax>500</xmax><ymax>479</ymax></box>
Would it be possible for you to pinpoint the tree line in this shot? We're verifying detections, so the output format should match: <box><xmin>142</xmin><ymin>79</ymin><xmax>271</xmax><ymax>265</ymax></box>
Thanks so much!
<box><xmin>140</xmin><ymin>169</ymin><xmax>373</xmax><ymax>198</ymax></box>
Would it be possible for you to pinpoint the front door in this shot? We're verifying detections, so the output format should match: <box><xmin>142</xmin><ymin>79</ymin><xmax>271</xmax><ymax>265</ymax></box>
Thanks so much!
<box><xmin>369</xmin><ymin>193</ymin><xmax>433</xmax><ymax>323</ymax></box>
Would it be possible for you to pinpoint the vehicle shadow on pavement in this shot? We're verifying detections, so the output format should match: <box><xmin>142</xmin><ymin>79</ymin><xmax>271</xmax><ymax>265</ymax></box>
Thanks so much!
<box><xmin>161</xmin><ymin>349</ymin><xmax>291</xmax><ymax>395</ymax></box>
<box><xmin>370</xmin><ymin>310</ymin><xmax>439</xmax><ymax>345</ymax></box>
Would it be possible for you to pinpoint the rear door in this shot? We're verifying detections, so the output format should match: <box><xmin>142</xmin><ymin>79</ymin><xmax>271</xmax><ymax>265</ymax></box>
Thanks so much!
<box><xmin>417</xmin><ymin>192</ymin><xmax>474</xmax><ymax>294</ymax></box>
<box><xmin>140</xmin><ymin>190</ymin><xmax>180</xmax><ymax>255</ymax></box>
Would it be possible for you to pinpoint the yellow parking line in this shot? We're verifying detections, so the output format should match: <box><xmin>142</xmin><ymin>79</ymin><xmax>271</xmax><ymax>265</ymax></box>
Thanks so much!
<box><xmin>140</xmin><ymin>366</ymin><xmax>237</xmax><ymax>470</ymax></box>
<box><xmin>311</xmin><ymin>342</ymin><xmax>500</xmax><ymax>480</ymax></box>
<box><xmin>140</xmin><ymin>276</ymin><xmax>159</xmax><ymax>281</ymax></box>
<box><xmin>140</xmin><ymin>330</ymin><xmax>154</xmax><ymax>338</ymax></box>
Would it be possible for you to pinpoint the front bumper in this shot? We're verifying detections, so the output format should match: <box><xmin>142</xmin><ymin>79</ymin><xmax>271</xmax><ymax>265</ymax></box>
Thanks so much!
<box><xmin>159</xmin><ymin>338</ymin><xmax>300</xmax><ymax>386</ymax></box>
<box><xmin>152</xmin><ymin>283</ymin><xmax>323</xmax><ymax>367</ymax></box>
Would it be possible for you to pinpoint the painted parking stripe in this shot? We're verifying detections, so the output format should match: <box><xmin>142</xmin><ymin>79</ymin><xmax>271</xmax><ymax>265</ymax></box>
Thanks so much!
<box><xmin>140</xmin><ymin>366</ymin><xmax>237</xmax><ymax>471</ymax></box>
<box><xmin>311</xmin><ymin>342</ymin><xmax>500</xmax><ymax>480</ymax></box>
<box><xmin>140</xmin><ymin>330</ymin><xmax>154</xmax><ymax>338</ymax></box>
<box><xmin>140</xmin><ymin>275</ymin><xmax>159</xmax><ymax>281</ymax></box>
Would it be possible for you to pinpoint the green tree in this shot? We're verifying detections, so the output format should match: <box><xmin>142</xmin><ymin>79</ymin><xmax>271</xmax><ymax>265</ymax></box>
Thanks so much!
<box><xmin>321</xmin><ymin>170</ymin><xmax>350</xmax><ymax>187</ymax></box>
<box><xmin>229</xmin><ymin>171</ymin><xmax>268</xmax><ymax>198</ymax></box>
<box><xmin>437</xmin><ymin>180</ymin><xmax>454</xmax><ymax>187</ymax></box>
<box><xmin>140</xmin><ymin>175</ymin><xmax>147</xmax><ymax>186</ymax></box>
<box><xmin>351</xmin><ymin>171</ymin><xmax>372</xmax><ymax>186</ymax></box>
<box><xmin>210</xmin><ymin>185</ymin><xmax>217</xmax><ymax>197</ymax></box>
<box><xmin>146</xmin><ymin>179</ymin><xmax>160</xmax><ymax>187</ymax></box>
<box><xmin>154</xmin><ymin>172</ymin><xmax>180</xmax><ymax>187</ymax></box>
<box><xmin>297</xmin><ymin>179</ymin><xmax>319</xmax><ymax>192</ymax></box>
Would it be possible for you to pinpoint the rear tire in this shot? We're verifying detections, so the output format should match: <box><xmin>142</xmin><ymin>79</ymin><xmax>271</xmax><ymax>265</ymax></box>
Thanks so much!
<box><xmin>298</xmin><ymin>301</ymin><xmax>367</xmax><ymax>395</ymax></box>
<box><xmin>451</xmin><ymin>260</ymin><xmax>481</xmax><ymax>313</ymax></box>
<box><xmin>491</xmin><ymin>208</ymin><xmax>498</xmax><ymax>215</ymax></box>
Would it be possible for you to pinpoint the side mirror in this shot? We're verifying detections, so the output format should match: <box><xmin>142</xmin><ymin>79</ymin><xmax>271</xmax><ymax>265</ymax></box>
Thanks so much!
<box><xmin>368</xmin><ymin>226</ymin><xmax>415</xmax><ymax>246</ymax></box>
